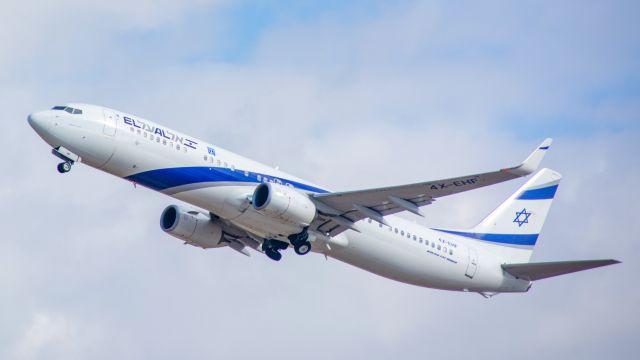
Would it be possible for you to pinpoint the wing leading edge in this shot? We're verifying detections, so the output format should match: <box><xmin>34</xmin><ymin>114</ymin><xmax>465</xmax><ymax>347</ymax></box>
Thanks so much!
<box><xmin>311</xmin><ymin>138</ymin><xmax>553</xmax><ymax>236</ymax></box>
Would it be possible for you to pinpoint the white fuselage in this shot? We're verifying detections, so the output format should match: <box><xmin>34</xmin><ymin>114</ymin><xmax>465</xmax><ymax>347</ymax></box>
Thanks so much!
<box><xmin>28</xmin><ymin>104</ymin><xmax>531</xmax><ymax>293</ymax></box>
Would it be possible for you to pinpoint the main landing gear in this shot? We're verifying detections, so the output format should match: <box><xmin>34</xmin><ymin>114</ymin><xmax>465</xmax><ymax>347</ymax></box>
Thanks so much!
<box><xmin>289</xmin><ymin>228</ymin><xmax>312</xmax><ymax>256</ymax></box>
<box><xmin>262</xmin><ymin>239</ymin><xmax>288</xmax><ymax>261</ymax></box>
<box><xmin>262</xmin><ymin>228</ymin><xmax>312</xmax><ymax>261</ymax></box>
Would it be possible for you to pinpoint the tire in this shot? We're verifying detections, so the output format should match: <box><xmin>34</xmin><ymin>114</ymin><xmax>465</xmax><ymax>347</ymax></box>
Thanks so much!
<box><xmin>57</xmin><ymin>162</ymin><xmax>71</xmax><ymax>173</ymax></box>
<box><xmin>265</xmin><ymin>249</ymin><xmax>282</xmax><ymax>261</ymax></box>
<box><xmin>271</xmin><ymin>240</ymin><xmax>289</xmax><ymax>251</ymax></box>
<box><xmin>294</xmin><ymin>241</ymin><xmax>311</xmax><ymax>255</ymax></box>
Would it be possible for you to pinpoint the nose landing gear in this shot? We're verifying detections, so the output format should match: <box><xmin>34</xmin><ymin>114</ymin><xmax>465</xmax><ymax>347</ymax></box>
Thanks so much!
<box><xmin>57</xmin><ymin>162</ymin><xmax>72</xmax><ymax>173</ymax></box>
<box><xmin>51</xmin><ymin>146</ymin><xmax>79</xmax><ymax>174</ymax></box>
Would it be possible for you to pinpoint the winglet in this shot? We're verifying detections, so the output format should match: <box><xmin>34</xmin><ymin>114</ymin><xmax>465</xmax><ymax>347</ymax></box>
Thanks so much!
<box><xmin>504</xmin><ymin>138</ymin><xmax>553</xmax><ymax>176</ymax></box>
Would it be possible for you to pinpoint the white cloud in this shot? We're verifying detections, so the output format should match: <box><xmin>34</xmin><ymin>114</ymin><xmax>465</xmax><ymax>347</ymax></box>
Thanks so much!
<box><xmin>11</xmin><ymin>312</ymin><xmax>99</xmax><ymax>360</ymax></box>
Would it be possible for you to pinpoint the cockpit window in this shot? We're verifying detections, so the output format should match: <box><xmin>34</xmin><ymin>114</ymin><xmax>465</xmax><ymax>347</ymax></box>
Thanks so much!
<box><xmin>51</xmin><ymin>106</ymin><xmax>83</xmax><ymax>115</ymax></box>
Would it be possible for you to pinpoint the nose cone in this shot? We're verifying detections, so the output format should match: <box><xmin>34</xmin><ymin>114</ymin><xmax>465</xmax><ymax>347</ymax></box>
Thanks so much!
<box><xmin>28</xmin><ymin>111</ymin><xmax>50</xmax><ymax>135</ymax></box>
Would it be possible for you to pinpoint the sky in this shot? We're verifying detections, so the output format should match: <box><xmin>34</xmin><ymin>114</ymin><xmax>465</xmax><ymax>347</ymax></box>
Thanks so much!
<box><xmin>1</xmin><ymin>0</ymin><xmax>639</xmax><ymax>358</ymax></box>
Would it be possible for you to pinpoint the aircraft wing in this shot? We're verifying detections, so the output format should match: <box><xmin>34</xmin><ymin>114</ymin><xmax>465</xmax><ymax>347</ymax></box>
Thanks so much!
<box><xmin>311</xmin><ymin>138</ymin><xmax>553</xmax><ymax>236</ymax></box>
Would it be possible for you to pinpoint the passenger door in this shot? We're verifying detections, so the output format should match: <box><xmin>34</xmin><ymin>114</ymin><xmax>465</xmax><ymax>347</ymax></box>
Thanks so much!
<box><xmin>103</xmin><ymin>109</ymin><xmax>117</xmax><ymax>136</ymax></box>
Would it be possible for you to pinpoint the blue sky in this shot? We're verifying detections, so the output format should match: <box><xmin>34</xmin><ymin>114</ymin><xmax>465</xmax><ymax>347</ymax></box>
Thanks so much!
<box><xmin>2</xmin><ymin>1</ymin><xmax>639</xmax><ymax>359</ymax></box>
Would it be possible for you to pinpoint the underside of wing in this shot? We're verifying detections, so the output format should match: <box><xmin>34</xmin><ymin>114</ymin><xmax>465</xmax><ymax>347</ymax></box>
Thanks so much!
<box><xmin>310</xmin><ymin>139</ymin><xmax>552</xmax><ymax>236</ymax></box>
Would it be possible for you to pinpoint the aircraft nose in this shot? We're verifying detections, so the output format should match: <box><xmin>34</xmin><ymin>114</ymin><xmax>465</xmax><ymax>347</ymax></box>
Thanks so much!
<box><xmin>27</xmin><ymin>111</ymin><xmax>49</xmax><ymax>134</ymax></box>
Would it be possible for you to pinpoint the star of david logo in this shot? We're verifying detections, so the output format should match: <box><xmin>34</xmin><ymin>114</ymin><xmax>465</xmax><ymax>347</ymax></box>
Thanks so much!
<box><xmin>513</xmin><ymin>208</ymin><xmax>531</xmax><ymax>227</ymax></box>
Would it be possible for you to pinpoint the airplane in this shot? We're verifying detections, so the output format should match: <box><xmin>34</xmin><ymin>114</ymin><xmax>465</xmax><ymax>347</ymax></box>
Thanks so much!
<box><xmin>27</xmin><ymin>103</ymin><xmax>619</xmax><ymax>296</ymax></box>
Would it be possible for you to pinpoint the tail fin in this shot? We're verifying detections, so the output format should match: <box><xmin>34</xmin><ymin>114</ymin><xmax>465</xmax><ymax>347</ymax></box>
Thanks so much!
<box><xmin>438</xmin><ymin>168</ymin><xmax>562</xmax><ymax>263</ymax></box>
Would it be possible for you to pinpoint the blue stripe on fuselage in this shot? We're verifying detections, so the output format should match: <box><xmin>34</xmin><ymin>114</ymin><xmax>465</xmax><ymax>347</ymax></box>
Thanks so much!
<box><xmin>433</xmin><ymin>229</ymin><xmax>538</xmax><ymax>246</ymax></box>
<box><xmin>517</xmin><ymin>184</ymin><xmax>558</xmax><ymax>200</ymax></box>
<box><xmin>125</xmin><ymin>166</ymin><xmax>329</xmax><ymax>193</ymax></box>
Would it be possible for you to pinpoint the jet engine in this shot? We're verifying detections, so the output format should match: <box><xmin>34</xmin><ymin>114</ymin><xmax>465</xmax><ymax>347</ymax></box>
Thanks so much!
<box><xmin>160</xmin><ymin>205</ymin><xmax>224</xmax><ymax>248</ymax></box>
<box><xmin>252</xmin><ymin>183</ymin><xmax>316</xmax><ymax>228</ymax></box>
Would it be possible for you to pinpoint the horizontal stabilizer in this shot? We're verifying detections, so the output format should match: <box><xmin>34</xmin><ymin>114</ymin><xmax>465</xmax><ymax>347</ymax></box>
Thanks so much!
<box><xmin>502</xmin><ymin>259</ymin><xmax>620</xmax><ymax>281</ymax></box>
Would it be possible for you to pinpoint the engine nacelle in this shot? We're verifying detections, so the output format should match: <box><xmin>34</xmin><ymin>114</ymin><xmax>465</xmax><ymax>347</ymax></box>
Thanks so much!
<box><xmin>160</xmin><ymin>205</ymin><xmax>223</xmax><ymax>248</ymax></box>
<box><xmin>252</xmin><ymin>183</ymin><xmax>316</xmax><ymax>228</ymax></box>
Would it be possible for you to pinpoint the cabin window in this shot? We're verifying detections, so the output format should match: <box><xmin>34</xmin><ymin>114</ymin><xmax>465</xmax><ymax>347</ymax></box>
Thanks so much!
<box><xmin>394</xmin><ymin>228</ymin><xmax>398</xmax><ymax>234</ymax></box>
<box><xmin>400</xmin><ymin>230</ymin><xmax>404</xmax><ymax>236</ymax></box>
<box><xmin>431</xmin><ymin>242</ymin><xmax>435</xmax><ymax>248</ymax></box>
<box><xmin>203</xmin><ymin>155</ymin><xmax>208</xmax><ymax>161</ymax></box>
<box><xmin>413</xmin><ymin>235</ymin><xmax>417</xmax><ymax>241</ymax></box>
<box><xmin>449</xmin><ymin>249</ymin><xmax>453</xmax><ymax>255</ymax></box>
<box><xmin>130</xmin><ymin>127</ymin><xmax>134</xmax><ymax>132</ymax></box>
<box><xmin>437</xmin><ymin>244</ymin><xmax>441</xmax><ymax>250</ymax></box>
<box><xmin>163</xmin><ymin>139</ymin><xmax>167</xmax><ymax>145</ymax></box>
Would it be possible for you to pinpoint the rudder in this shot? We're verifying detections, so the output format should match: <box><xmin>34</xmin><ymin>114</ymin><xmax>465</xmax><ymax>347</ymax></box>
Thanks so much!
<box><xmin>437</xmin><ymin>168</ymin><xmax>562</xmax><ymax>263</ymax></box>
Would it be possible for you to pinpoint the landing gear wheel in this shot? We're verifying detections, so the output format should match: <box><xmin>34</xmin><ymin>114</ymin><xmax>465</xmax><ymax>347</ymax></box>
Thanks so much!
<box><xmin>262</xmin><ymin>239</ymin><xmax>286</xmax><ymax>261</ymax></box>
<box><xmin>57</xmin><ymin>162</ymin><xmax>72</xmax><ymax>173</ymax></box>
<box><xmin>294</xmin><ymin>241</ymin><xmax>312</xmax><ymax>255</ymax></box>
<box><xmin>265</xmin><ymin>248</ymin><xmax>282</xmax><ymax>261</ymax></box>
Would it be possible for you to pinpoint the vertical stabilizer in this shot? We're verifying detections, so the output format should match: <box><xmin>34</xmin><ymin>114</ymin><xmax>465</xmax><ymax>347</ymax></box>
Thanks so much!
<box><xmin>437</xmin><ymin>168</ymin><xmax>561</xmax><ymax>263</ymax></box>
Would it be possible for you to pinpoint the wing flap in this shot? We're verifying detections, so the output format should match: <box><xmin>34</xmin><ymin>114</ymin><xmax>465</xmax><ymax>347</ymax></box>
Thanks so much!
<box><xmin>502</xmin><ymin>259</ymin><xmax>620</xmax><ymax>281</ymax></box>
